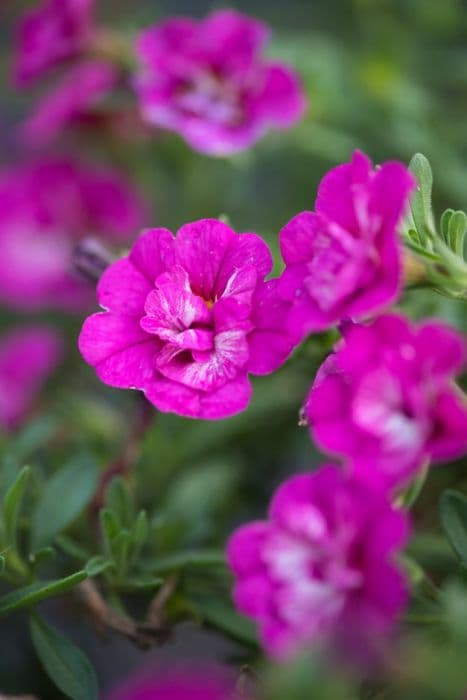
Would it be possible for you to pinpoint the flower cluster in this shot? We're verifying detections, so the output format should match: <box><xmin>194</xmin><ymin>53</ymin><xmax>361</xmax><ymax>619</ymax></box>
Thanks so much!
<box><xmin>0</xmin><ymin>157</ymin><xmax>146</xmax><ymax>311</ymax></box>
<box><xmin>133</xmin><ymin>9</ymin><xmax>306</xmax><ymax>155</ymax></box>
<box><xmin>227</xmin><ymin>465</ymin><xmax>409</xmax><ymax>660</ymax></box>
<box><xmin>305</xmin><ymin>314</ymin><xmax>467</xmax><ymax>491</ymax></box>
<box><xmin>79</xmin><ymin>220</ymin><xmax>294</xmax><ymax>418</ymax></box>
<box><xmin>107</xmin><ymin>667</ymin><xmax>237</xmax><ymax>700</ymax></box>
<box><xmin>0</xmin><ymin>326</ymin><xmax>62</xmax><ymax>430</ymax></box>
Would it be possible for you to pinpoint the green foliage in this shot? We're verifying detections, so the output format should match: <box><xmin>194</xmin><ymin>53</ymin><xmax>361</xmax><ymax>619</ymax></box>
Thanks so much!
<box><xmin>30</xmin><ymin>612</ymin><xmax>98</xmax><ymax>700</ymax></box>
<box><xmin>439</xmin><ymin>489</ymin><xmax>467</xmax><ymax>566</ymax></box>
<box><xmin>31</xmin><ymin>453</ymin><xmax>100</xmax><ymax>551</ymax></box>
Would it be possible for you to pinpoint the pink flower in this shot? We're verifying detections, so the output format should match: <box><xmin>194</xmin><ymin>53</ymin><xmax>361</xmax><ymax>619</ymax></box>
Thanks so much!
<box><xmin>0</xmin><ymin>158</ymin><xmax>146</xmax><ymax>311</ymax></box>
<box><xmin>227</xmin><ymin>465</ymin><xmax>409</xmax><ymax>660</ymax></box>
<box><xmin>278</xmin><ymin>151</ymin><xmax>415</xmax><ymax>339</ymax></box>
<box><xmin>12</xmin><ymin>0</ymin><xmax>94</xmax><ymax>87</ymax></box>
<box><xmin>107</xmin><ymin>667</ymin><xmax>236</xmax><ymax>700</ymax></box>
<box><xmin>305</xmin><ymin>314</ymin><xmax>467</xmax><ymax>491</ymax></box>
<box><xmin>79</xmin><ymin>219</ymin><xmax>294</xmax><ymax>419</ymax></box>
<box><xmin>134</xmin><ymin>9</ymin><xmax>306</xmax><ymax>156</ymax></box>
<box><xmin>0</xmin><ymin>326</ymin><xmax>62</xmax><ymax>430</ymax></box>
<box><xmin>20</xmin><ymin>60</ymin><xmax>118</xmax><ymax>147</ymax></box>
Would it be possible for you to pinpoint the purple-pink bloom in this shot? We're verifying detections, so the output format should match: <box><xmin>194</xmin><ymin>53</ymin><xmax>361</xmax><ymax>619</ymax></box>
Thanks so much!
<box><xmin>305</xmin><ymin>314</ymin><xmax>467</xmax><ymax>491</ymax></box>
<box><xmin>278</xmin><ymin>151</ymin><xmax>415</xmax><ymax>339</ymax></box>
<box><xmin>20</xmin><ymin>60</ymin><xmax>118</xmax><ymax>147</ymax></box>
<box><xmin>134</xmin><ymin>9</ymin><xmax>306</xmax><ymax>156</ymax></box>
<box><xmin>227</xmin><ymin>465</ymin><xmax>409</xmax><ymax>660</ymax></box>
<box><xmin>79</xmin><ymin>220</ymin><xmax>295</xmax><ymax>419</ymax></box>
<box><xmin>12</xmin><ymin>0</ymin><xmax>94</xmax><ymax>87</ymax></box>
<box><xmin>0</xmin><ymin>326</ymin><xmax>62</xmax><ymax>430</ymax></box>
<box><xmin>0</xmin><ymin>158</ymin><xmax>146</xmax><ymax>311</ymax></box>
<box><xmin>106</xmin><ymin>667</ymin><xmax>236</xmax><ymax>700</ymax></box>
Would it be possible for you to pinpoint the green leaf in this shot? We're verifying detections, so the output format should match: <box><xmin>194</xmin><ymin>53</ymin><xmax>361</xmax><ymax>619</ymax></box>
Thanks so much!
<box><xmin>409</xmin><ymin>153</ymin><xmax>435</xmax><ymax>243</ymax></box>
<box><xmin>106</xmin><ymin>477</ymin><xmax>134</xmax><ymax>528</ymax></box>
<box><xmin>3</xmin><ymin>465</ymin><xmax>31</xmax><ymax>545</ymax></box>
<box><xmin>30</xmin><ymin>611</ymin><xmax>98</xmax><ymax>700</ymax></box>
<box><xmin>194</xmin><ymin>595</ymin><xmax>258</xmax><ymax>646</ymax></box>
<box><xmin>132</xmin><ymin>510</ymin><xmax>148</xmax><ymax>549</ymax></box>
<box><xmin>0</xmin><ymin>555</ymin><xmax>5</xmax><ymax>576</ymax></box>
<box><xmin>31</xmin><ymin>454</ymin><xmax>99</xmax><ymax>551</ymax></box>
<box><xmin>100</xmin><ymin>509</ymin><xmax>120</xmax><ymax>555</ymax></box>
<box><xmin>112</xmin><ymin>530</ymin><xmax>132</xmax><ymax>576</ymax></box>
<box><xmin>441</xmin><ymin>208</ymin><xmax>455</xmax><ymax>242</ymax></box>
<box><xmin>440</xmin><ymin>490</ymin><xmax>467</xmax><ymax>565</ymax></box>
<box><xmin>85</xmin><ymin>556</ymin><xmax>113</xmax><ymax>577</ymax></box>
<box><xmin>447</xmin><ymin>210</ymin><xmax>466</xmax><ymax>256</ymax></box>
<box><xmin>149</xmin><ymin>549</ymin><xmax>226</xmax><ymax>574</ymax></box>
<box><xmin>0</xmin><ymin>570</ymin><xmax>87</xmax><ymax>616</ymax></box>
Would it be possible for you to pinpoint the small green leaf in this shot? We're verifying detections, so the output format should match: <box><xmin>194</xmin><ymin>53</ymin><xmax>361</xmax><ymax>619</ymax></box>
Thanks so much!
<box><xmin>31</xmin><ymin>454</ymin><xmax>99</xmax><ymax>551</ymax></box>
<box><xmin>194</xmin><ymin>595</ymin><xmax>258</xmax><ymax>646</ymax></box>
<box><xmin>447</xmin><ymin>210</ymin><xmax>466</xmax><ymax>256</ymax></box>
<box><xmin>3</xmin><ymin>465</ymin><xmax>31</xmax><ymax>545</ymax></box>
<box><xmin>149</xmin><ymin>549</ymin><xmax>226</xmax><ymax>574</ymax></box>
<box><xmin>441</xmin><ymin>208</ymin><xmax>455</xmax><ymax>242</ymax></box>
<box><xmin>30</xmin><ymin>611</ymin><xmax>98</xmax><ymax>700</ymax></box>
<box><xmin>106</xmin><ymin>477</ymin><xmax>133</xmax><ymax>528</ymax></box>
<box><xmin>0</xmin><ymin>555</ymin><xmax>5</xmax><ymax>575</ymax></box>
<box><xmin>0</xmin><ymin>570</ymin><xmax>87</xmax><ymax>616</ymax></box>
<box><xmin>409</xmin><ymin>153</ymin><xmax>435</xmax><ymax>244</ymax></box>
<box><xmin>132</xmin><ymin>510</ymin><xmax>148</xmax><ymax>548</ymax></box>
<box><xmin>85</xmin><ymin>556</ymin><xmax>113</xmax><ymax>577</ymax></box>
<box><xmin>100</xmin><ymin>509</ymin><xmax>120</xmax><ymax>555</ymax></box>
<box><xmin>112</xmin><ymin>530</ymin><xmax>132</xmax><ymax>576</ymax></box>
<box><xmin>440</xmin><ymin>490</ymin><xmax>467</xmax><ymax>565</ymax></box>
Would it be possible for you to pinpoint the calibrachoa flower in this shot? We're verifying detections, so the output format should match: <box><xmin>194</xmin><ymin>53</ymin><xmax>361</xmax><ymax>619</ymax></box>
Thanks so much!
<box><xmin>0</xmin><ymin>326</ymin><xmax>62</xmax><ymax>430</ymax></box>
<box><xmin>20</xmin><ymin>60</ymin><xmax>118</xmax><ymax>147</ymax></box>
<box><xmin>0</xmin><ymin>157</ymin><xmax>146</xmax><ymax>311</ymax></box>
<box><xmin>227</xmin><ymin>465</ymin><xmax>409</xmax><ymax>660</ymax></box>
<box><xmin>134</xmin><ymin>9</ymin><xmax>306</xmax><ymax>156</ymax></box>
<box><xmin>278</xmin><ymin>151</ymin><xmax>415</xmax><ymax>339</ymax></box>
<box><xmin>305</xmin><ymin>314</ymin><xmax>467</xmax><ymax>491</ymax></box>
<box><xmin>107</xmin><ymin>667</ymin><xmax>237</xmax><ymax>700</ymax></box>
<box><xmin>12</xmin><ymin>0</ymin><xmax>94</xmax><ymax>87</ymax></box>
<box><xmin>79</xmin><ymin>219</ymin><xmax>294</xmax><ymax>419</ymax></box>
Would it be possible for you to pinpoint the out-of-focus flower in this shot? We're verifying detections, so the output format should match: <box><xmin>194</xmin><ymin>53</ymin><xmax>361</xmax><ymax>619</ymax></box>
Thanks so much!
<box><xmin>227</xmin><ymin>465</ymin><xmax>409</xmax><ymax>660</ymax></box>
<box><xmin>0</xmin><ymin>326</ymin><xmax>62</xmax><ymax>430</ymax></box>
<box><xmin>305</xmin><ymin>314</ymin><xmax>467</xmax><ymax>491</ymax></box>
<box><xmin>278</xmin><ymin>151</ymin><xmax>414</xmax><ymax>340</ymax></box>
<box><xmin>134</xmin><ymin>9</ymin><xmax>306</xmax><ymax>156</ymax></box>
<box><xmin>106</xmin><ymin>666</ymin><xmax>237</xmax><ymax>700</ymax></box>
<box><xmin>19</xmin><ymin>60</ymin><xmax>118</xmax><ymax>147</ymax></box>
<box><xmin>0</xmin><ymin>158</ymin><xmax>147</xmax><ymax>311</ymax></box>
<box><xmin>79</xmin><ymin>219</ymin><xmax>295</xmax><ymax>419</ymax></box>
<box><xmin>12</xmin><ymin>0</ymin><xmax>94</xmax><ymax>88</ymax></box>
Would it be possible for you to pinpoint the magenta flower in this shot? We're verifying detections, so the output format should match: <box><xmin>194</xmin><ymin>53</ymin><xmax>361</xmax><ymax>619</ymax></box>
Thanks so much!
<box><xmin>305</xmin><ymin>314</ymin><xmax>467</xmax><ymax>491</ymax></box>
<box><xmin>278</xmin><ymin>151</ymin><xmax>415</xmax><ymax>339</ymax></box>
<box><xmin>134</xmin><ymin>9</ymin><xmax>306</xmax><ymax>156</ymax></box>
<box><xmin>20</xmin><ymin>60</ymin><xmax>118</xmax><ymax>147</ymax></box>
<box><xmin>0</xmin><ymin>326</ymin><xmax>62</xmax><ymax>430</ymax></box>
<box><xmin>227</xmin><ymin>465</ymin><xmax>409</xmax><ymax>660</ymax></box>
<box><xmin>0</xmin><ymin>158</ymin><xmax>146</xmax><ymax>311</ymax></box>
<box><xmin>12</xmin><ymin>0</ymin><xmax>94</xmax><ymax>87</ymax></box>
<box><xmin>107</xmin><ymin>667</ymin><xmax>236</xmax><ymax>700</ymax></box>
<box><xmin>79</xmin><ymin>220</ymin><xmax>294</xmax><ymax>419</ymax></box>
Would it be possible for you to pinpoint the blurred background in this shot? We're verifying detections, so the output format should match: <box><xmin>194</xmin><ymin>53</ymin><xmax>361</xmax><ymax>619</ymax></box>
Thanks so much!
<box><xmin>1</xmin><ymin>1</ymin><xmax>467</xmax><ymax>697</ymax></box>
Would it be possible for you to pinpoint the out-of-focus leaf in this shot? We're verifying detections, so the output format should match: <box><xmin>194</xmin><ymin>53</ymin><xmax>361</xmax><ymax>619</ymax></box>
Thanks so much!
<box><xmin>3</xmin><ymin>465</ymin><xmax>30</xmax><ymax>545</ymax></box>
<box><xmin>31</xmin><ymin>454</ymin><xmax>99</xmax><ymax>551</ymax></box>
<box><xmin>0</xmin><ymin>570</ymin><xmax>86</xmax><ymax>616</ymax></box>
<box><xmin>440</xmin><ymin>490</ymin><xmax>467</xmax><ymax>565</ymax></box>
<box><xmin>148</xmin><ymin>549</ymin><xmax>226</xmax><ymax>574</ymax></box>
<box><xmin>194</xmin><ymin>595</ymin><xmax>257</xmax><ymax>647</ymax></box>
<box><xmin>85</xmin><ymin>556</ymin><xmax>113</xmax><ymax>577</ymax></box>
<box><xmin>106</xmin><ymin>477</ymin><xmax>133</xmax><ymax>528</ymax></box>
<box><xmin>30</xmin><ymin>611</ymin><xmax>98</xmax><ymax>700</ymax></box>
<box><xmin>409</xmin><ymin>153</ymin><xmax>435</xmax><ymax>243</ymax></box>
